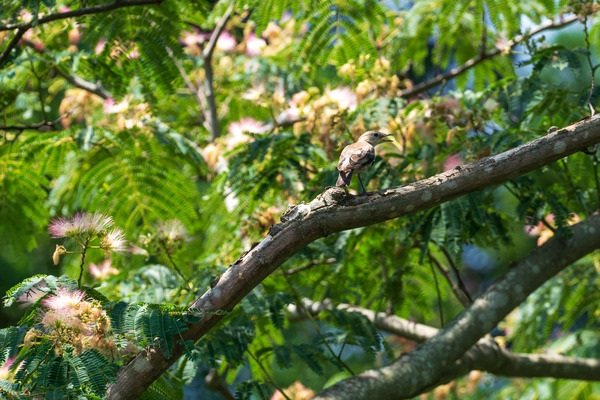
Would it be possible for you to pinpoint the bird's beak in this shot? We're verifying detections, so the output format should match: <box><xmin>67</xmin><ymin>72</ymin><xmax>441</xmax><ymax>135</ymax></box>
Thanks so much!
<box><xmin>382</xmin><ymin>133</ymin><xmax>393</xmax><ymax>142</ymax></box>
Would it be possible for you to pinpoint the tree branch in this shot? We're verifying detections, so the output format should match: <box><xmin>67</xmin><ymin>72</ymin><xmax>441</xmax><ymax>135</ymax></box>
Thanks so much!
<box><xmin>107</xmin><ymin>115</ymin><xmax>600</xmax><ymax>399</ymax></box>
<box><xmin>314</xmin><ymin>211</ymin><xmax>600</xmax><ymax>399</ymax></box>
<box><xmin>282</xmin><ymin>257</ymin><xmax>337</xmax><ymax>275</ymax></box>
<box><xmin>292</xmin><ymin>300</ymin><xmax>600</xmax><ymax>386</ymax></box>
<box><xmin>202</xmin><ymin>1</ymin><xmax>235</xmax><ymax>142</ymax></box>
<box><xmin>0</xmin><ymin>28</ymin><xmax>27</xmax><ymax>67</ymax></box>
<box><xmin>202</xmin><ymin>1</ymin><xmax>235</xmax><ymax>63</ymax></box>
<box><xmin>427</xmin><ymin>251</ymin><xmax>471</xmax><ymax>307</ymax></box>
<box><xmin>53</xmin><ymin>67</ymin><xmax>111</xmax><ymax>99</ymax></box>
<box><xmin>0</xmin><ymin>0</ymin><xmax>163</xmax><ymax>66</ymax></box>
<box><xmin>0</xmin><ymin>115</ymin><xmax>65</xmax><ymax>133</ymax></box>
<box><xmin>19</xmin><ymin>38</ymin><xmax>112</xmax><ymax>99</ymax></box>
<box><xmin>262</xmin><ymin>111</ymin><xmax>307</xmax><ymax>131</ymax></box>
<box><xmin>398</xmin><ymin>14</ymin><xmax>580</xmax><ymax>99</ymax></box>
<box><xmin>166</xmin><ymin>45</ymin><xmax>208</xmax><ymax>119</ymax></box>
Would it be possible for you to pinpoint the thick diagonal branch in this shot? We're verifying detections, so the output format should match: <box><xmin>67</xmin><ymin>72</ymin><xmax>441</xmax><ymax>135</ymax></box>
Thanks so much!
<box><xmin>0</xmin><ymin>0</ymin><xmax>162</xmax><ymax>66</ymax></box>
<box><xmin>293</xmin><ymin>300</ymin><xmax>600</xmax><ymax>386</ymax></box>
<box><xmin>399</xmin><ymin>14</ymin><xmax>580</xmax><ymax>99</ymax></box>
<box><xmin>107</xmin><ymin>115</ymin><xmax>600</xmax><ymax>399</ymax></box>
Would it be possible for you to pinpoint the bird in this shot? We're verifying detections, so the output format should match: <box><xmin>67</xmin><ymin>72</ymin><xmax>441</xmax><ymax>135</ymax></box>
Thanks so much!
<box><xmin>336</xmin><ymin>130</ymin><xmax>392</xmax><ymax>193</ymax></box>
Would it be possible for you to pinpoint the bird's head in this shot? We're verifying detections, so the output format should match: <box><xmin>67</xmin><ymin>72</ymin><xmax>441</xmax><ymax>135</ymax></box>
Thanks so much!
<box><xmin>358</xmin><ymin>131</ymin><xmax>393</xmax><ymax>146</ymax></box>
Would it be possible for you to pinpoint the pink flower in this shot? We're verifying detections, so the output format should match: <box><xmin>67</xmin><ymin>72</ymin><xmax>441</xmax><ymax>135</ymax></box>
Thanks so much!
<box><xmin>291</xmin><ymin>91</ymin><xmax>310</xmax><ymax>106</ymax></box>
<box><xmin>103</xmin><ymin>97</ymin><xmax>130</xmax><ymax>114</ymax></box>
<box><xmin>48</xmin><ymin>212</ymin><xmax>114</xmax><ymax>238</ymax></box>
<box><xmin>180</xmin><ymin>30</ymin><xmax>210</xmax><ymax>47</ymax></box>
<box><xmin>20</xmin><ymin>10</ymin><xmax>33</xmax><ymax>23</ymax></box>
<box><xmin>217</xmin><ymin>31</ymin><xmax>236</xmax><ymax>52</ymax></box>
<box><xmin>89</xmin><ymin>259</ymin><xmax>120</xmax><ymax>280</ymax></box>
<box><xmin>101</xmin><ymin>228</ymin><xmax>128</xmax><ymax>253</ymax></box>
<box><xmin>41</xmin><ymin>307</ymin><xmax>80</xmax><ymax>328</ymax></box>
<box><xmin>127</xmin><ymin>243</ymin><xmax>149</xmax><ymax>256</ymax></box>
<box><xmin>246</xmin><ymin>33</ymin><xmax>266</xmax><ymax>57</ymax></box>
<box><xmin>95</xmin><ymin>39</ymin><xmax>107</xmax><ymax>55</ymax></box>
<box><xmin>525</xmin><ymin>214</ymin><xmax>581</xmax><ymax>246</ymax></box>
<box><xmin>126</xmin><ymin>46</ymin><xmax>140</xmax><ymax>60</ymax></box>
<box><xmin>48</xmin><ymin>216</ymin><xmax>74</xmax><ymax>238</ymax></box>
<box><xmin>325</xmin><ymin>87</ymin><xmax>357</xmax><ymax>111</ymax></box>
<box><xmin>228</xmin><ymin>118</ymin><xmax>266</xmax><ymax>136</ymax></box>
<box><xmin>84</xmin><ymin>212</ymin><xmax>114</xmax><ymax>234</ymax></box>
<box><xmin>42</xmin><ymin>287</ymin><xmax>86</xmax><ymax>311</ymax></box>
<box><xmin>443</xmin><ymin>153</ymin><xmax>462</xmax><ymax>171</ymax></box>
<box><xmin>0</xmin><ymin>356</ymin><xmax>23</xmax><ymax>380</ymax></box>
<box><xmin>226</xmin><ymin>118</ymin><xmax>266</xmax><ymax>150</ymax></box>
<box><xmin>158</xmin><ymin>219</ymin><xmax>187</xmax><ymax>241</ymax></box>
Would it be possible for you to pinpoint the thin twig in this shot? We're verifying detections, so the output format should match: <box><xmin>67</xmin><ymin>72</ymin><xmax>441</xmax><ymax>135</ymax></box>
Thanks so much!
<box><xmin>28</xmin><ymin>54</ymin><xmax>48</xmax><ymax>121</ymax></box>
<box><xmin>0</xmin><ymin>115</ymin><xmax>66</xmax><ymax>135</ymax></box>
<box><xmin>427</xmin><ymin>252</ymin><xmax>470</xmax><ymax>307</ymax></box>
<box><xmin>78</xmin><ymin>239</ymin><xmax>89</xmax><ymax>288</ymax></box>
<box><xmin>479</xmin><ymin>7</ymin><xmax>487</xmax><ymax>57</ymax></box>
<box><xmin>203</xmin><ymin>1</ymin><xmax>235</xmax><ymax>62</ymax></box>
<box><xmin>160</xmin><ymin>241</ymin><xmax>186</xmax><ymax>280</ymax></box>
<box><xmin>247</xmin><ymin>349</ymin><xmax>291</xmax><ymax>400</ymax></box>
<box><xmin>583</xmin><ymin>16</ymin><xmax>596</xmax><ymax>117</ymax></box>
<box><xmin>429</xmin><ymin>260</ymin><xmax>444</xmax><ymax>326</ymax></box>
<box><xmin>436</xmin><ymin>244</ymin><xmax>473</xmax><ymax>304</ymax></box>
<box><xmin>20</xmin><ymin>38</ymin><xmax>112</xmax><ymax>99</ymax></box>
<box><xmin>559</xmin><ymin>159</ymin><xmax>590</xmax><ymax>214</ymax></box>
<box><xmin>0</xmin><ymin>28</ymin><xmax>27</xmax><ymax>67</ymax></box>
<box><xmin>593</xmin><ymin>154</ymin><xmax>600</xmax><ymax>211</ymax></box>
<box><xmin>398</xmin><ymin>15</ymin><xmax>580</xmax><ymax>99</ymax></box>
<box><xmin>0</xmin><ymin>0</ymin><xmax>163</xmax><ymax>66</ymax></box>
<box><xmin>0</xmin><ymin>0</ymin><xmax>163</xmax><ymax>31</ymax></box>
<box><xmin>202</xmin><ymin>1</ymin><xmax>235</xmax><ymax>141</ymax></box>
<box><xmin>283</xmin><ymin>257</ymin><xmax>337</xmax><ymax>275</ymax></box>
<box><xmin>165</xmin><ymin>46</ymin><xmax>208</xmax><ymax>121</ymax></box>
<box><xmin>283</xmin><ymin>274</ymin><xmax>356</xmax><ymax>376</ymax></box>
<box><xmin>54</xmin><ymin>67</ymin><xmax>111</xmax><ymax>99</ymax></box>
<box><xmin>379</xmin><ymin>255</ymin><xmax>394</xmax><ymax>315</ymax></box>
<box><xmin>204</xmin><ymin>368</ymin><xmax>235</xmax><ymax>400</ymax></box>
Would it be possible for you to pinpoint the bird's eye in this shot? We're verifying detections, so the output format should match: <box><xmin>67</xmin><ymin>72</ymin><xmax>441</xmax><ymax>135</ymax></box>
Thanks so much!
<box><xmin>374</xmin><ymin>132</ymin><xmax>379</xmax><ymax>137</ymax></box>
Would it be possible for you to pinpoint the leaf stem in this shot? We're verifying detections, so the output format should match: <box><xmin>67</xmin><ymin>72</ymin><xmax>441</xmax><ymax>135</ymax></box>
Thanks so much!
<box><xmin>78</xmin><ymin>239</ymin><xmax>89</xmax><ymax>288</ymax></box>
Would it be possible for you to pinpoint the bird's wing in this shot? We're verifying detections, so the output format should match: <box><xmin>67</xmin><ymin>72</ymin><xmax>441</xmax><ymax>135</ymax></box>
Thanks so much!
<box><xmin>338</xmin><ymin>142</ymin><xmax>374</xmax><ymax>171</ymax></box>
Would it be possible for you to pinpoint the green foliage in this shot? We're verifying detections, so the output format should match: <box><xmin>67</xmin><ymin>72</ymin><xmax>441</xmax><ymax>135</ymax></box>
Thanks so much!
<box><xmin>297</xmin><ymin>0</ymin><xmax>384</xmax><ymax>68</ymax></box>
<box><xmin>107</xmin><ymin>301</ymin><xmax>191</xmax><ymax>358</ymax></box>
<box><xmin>2</xmin><ymin>0</ymin><xmax>600</xmax><ymax>398</ymax></box>
<box><xmin>0</xmin><ymin>154</ymin><xmax>50</xmax><ymax>252</ymax></box>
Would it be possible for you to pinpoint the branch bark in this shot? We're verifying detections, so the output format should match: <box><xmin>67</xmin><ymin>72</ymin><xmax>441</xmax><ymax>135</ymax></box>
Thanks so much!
<box><xmin>107</xmin><ymin>115</ymin><xmax>600</xmax><ymax>399</ymax></box>
<box><xmin>292</xmin><ymin>300</ymin><xmax>600</xmax><ymax>387</ymax></box>
<box><xmin>203</xmin><ymin>1</ymin><xmax>235</xmax><ymax>141</ymax></box>
<box><xmin>0</xmin><ymin>115</ymin><xmax>65</xmax><ymax>133</ymax></box>
<box><xmin>398</xmin><ymin>14</ymin><xmax>580</xmax><ymax>99</ymax></box>
<box><xmin>314</xmin><ymin>211</ymin><xmax>600</xmax><ymax>399</ymax></box>
<box><xmin>19</xmin><ymin>38</ymin><xmax>112</xmax><ymax>99</ymax></box>
<box><xmin>0</xmin><ymin>0</ymin><xmax>163</xmax><ymax>66</ymax></box>
<box><xmin>53</xmin><ymin>67</ymin><xmax>111</xmax><ymax>100</ymax></box>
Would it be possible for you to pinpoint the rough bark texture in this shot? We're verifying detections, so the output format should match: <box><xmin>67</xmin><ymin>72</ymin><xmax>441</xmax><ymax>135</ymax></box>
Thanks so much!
<box><xmin>107</xmin><ymin>115</ymin><xmax>600</xmax><ymax>399</ymax></box>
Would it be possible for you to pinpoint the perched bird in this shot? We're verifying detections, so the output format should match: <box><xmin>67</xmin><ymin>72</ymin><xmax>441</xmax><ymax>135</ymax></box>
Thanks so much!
<box><xmin>336</xmin><ymin>130</ymin><xmax>392</xmax><ymax>193</ymax></box>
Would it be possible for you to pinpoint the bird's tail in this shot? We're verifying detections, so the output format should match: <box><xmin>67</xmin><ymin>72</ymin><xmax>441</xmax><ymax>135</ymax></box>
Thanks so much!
<box><xmin>336</xmin><ymin>170</ymin><xmax>352</xmax><ymax>187</ymax></box>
